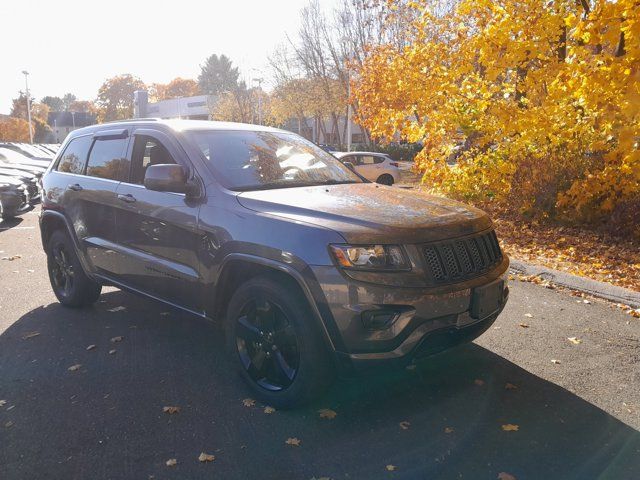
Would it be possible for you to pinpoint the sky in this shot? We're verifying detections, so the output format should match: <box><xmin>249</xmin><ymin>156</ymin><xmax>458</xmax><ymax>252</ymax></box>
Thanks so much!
<box><xmin>0</xmin><ymin>0</ymin><xmax>337</xmax><ymax>114</ymax></box>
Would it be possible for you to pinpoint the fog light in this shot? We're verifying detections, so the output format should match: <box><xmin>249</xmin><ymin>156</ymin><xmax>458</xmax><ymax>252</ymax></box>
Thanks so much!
<box><xmin>361</xmin><ymin>310</ymin><xmax>399</xmax><ymax>330</ymax></box>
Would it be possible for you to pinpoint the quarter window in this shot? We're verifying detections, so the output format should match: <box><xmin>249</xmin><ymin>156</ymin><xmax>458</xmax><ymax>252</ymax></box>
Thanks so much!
<box><xmin>85</xmin><ymin>138</ymin><xmax>129</xmax><ymax>181</ymax></box>
<box><xmin>56</xmin><ymin>136</ymin><xmax>92</xmax><ymax>174</ymax></box>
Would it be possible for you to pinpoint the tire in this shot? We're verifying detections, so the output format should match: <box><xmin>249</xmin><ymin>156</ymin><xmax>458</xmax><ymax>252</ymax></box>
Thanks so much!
<box><xmin>46</xmin><ymin>230</ymin><xmax>102</xmax><ymax>307</ymax></box>
<box><xmin>376</xmin><ymin>174</ymin><xmax>394</xmax><ymax>186</ymax></box>
<box><xmin>225</xmin><ymin>274</ymin><xmax>334</xmax><ymax>409</ymax></box>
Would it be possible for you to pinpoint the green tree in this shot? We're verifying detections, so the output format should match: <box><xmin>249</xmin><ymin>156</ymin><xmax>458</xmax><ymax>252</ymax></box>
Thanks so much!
<box><xmin>198</xmin><ymin>54</ymin><xmax>240</xmax><ymax>95</ymax></box>
<box><xmin>96</xmin><ymin>74</ymin><xmax>146</xmax><ymax>122</ymax></box>
<box><xmin>62</xmin><ymin>93</ymin><xmax>77</xmax><ymax>111</ymax></box>
<box><xmin>41</xmin><ymin>96</ymin><xmax>64</xmax><ymax>112</ymax></box>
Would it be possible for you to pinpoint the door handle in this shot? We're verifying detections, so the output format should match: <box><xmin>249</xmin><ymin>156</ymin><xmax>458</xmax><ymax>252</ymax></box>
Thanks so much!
<box><xmin>67</xmin><ymin>183</ymin><xmax>83</xmax><ymax>191</ymax></box>
<box><xmin>117</xmin><ymin>193</ymin><xmax>136</xmax><ymax>203</ymax></box>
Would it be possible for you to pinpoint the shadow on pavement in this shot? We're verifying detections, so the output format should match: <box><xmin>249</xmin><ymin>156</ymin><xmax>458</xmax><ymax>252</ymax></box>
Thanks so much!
<box><xmin>1</xmin><ymin>290</ymin><xmax>639</xmax><ymax>480</ymax></box>
<box><xmin>0</xmin><ymin>217</ymin><xmax>24</xmax><ymax>232</ymax></box>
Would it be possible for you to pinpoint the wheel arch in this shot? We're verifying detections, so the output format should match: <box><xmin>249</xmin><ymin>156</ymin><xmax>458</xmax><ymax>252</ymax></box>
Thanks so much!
<box><xmin>213</xmin><ymin>254</ymin><xmax>337</xmax><ymax>354</ymax></box>
<box><xmin>40</xmin><ymin>210</ymin><xmax>94</xmax><ymax>276</ymax></box>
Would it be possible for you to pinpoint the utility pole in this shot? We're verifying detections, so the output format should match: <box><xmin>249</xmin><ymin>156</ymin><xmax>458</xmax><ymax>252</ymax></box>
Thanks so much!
<box><xmin>22</xmin><ymin>71</ymin><xmax>33</xmax><ymax>144</ymax></box>
<box><xmin>252</xmin><ymin>77</ymin><xmax>264</xmax><ymax>125</ymax></box>
<box><xmin>346</xmin><ymin>69</ymin><xmax>352</xmax><ymax>152</ymax></box>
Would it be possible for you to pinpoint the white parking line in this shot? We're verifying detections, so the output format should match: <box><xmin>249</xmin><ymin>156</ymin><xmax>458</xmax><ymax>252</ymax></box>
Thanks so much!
<box><xmin>0</xmin><ymin>226</ymin><xmax>35</xmax><ymax>230</ymax></box>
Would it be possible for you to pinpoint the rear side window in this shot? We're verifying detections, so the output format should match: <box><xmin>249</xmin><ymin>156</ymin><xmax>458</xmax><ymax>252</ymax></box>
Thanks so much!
<box><xmin>56</xmin><ymin>136</ymin><xmax>92</xmax><ymax>174</ymax></box>
<box><xmin>85</xmin><ymin>138</ymin><xmax>129</xmax><ymax>181</ymax></box>
<box><xmin>358</xmin><ymin>155</ymin><xmax>383</xmax><ymax>165</ymax></box>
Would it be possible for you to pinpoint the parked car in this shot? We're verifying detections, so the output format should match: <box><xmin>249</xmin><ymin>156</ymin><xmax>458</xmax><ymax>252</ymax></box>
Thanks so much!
<box><xmin>0</xmin><ymin>175</ymin><xmax>30</xmax><ymax>219</ymax></box>
<box><xmin>39</xmin><ymin>119</ymin><xmax>509</xmax><ymax>408</ymax></box>
<box><xmin>1</xmin><ymin>142</ymin><xmax>54</xmax><ymax>161</ymax></box>
<box><xmin>0</xmin><ymin>147</ymin><xmax>51</xmax><ymax>171</ymax></box>
<box><xmin>0</xmin><ymin>167</ymin><xmax>39</xmax><ymax>203</ymax></box>
<box><xmin>333</xmin><ymin>151</ymin><xmax>400</xmax><ymax>185</ymax></box>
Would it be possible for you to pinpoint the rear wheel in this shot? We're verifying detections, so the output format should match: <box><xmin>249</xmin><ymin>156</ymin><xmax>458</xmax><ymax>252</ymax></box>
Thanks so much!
<box><xmin>376</xmin><ymin>174</ymin><xmax>394</xmax><ymax>186</ymax></box>
<box><xmin>46</xmin><ymin>230</ymin><xmax>102</xmax><ymax>307</ymax></box>
<box><xmin>225</xmin><ymin>274</ymin><xmax>334</xmax><ymax>408</ymax></box>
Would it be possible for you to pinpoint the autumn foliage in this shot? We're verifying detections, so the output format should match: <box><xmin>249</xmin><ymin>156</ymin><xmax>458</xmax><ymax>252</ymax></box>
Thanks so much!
<box><xmin>353</xmin><ymin>0</ymin><xmax>640</xmax><ymax>233</ymax></box>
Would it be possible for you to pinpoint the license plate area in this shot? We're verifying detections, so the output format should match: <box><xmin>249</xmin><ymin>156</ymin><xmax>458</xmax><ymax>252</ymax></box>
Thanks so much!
<box><xmin>470</xmin><ymin>279</ymin><xmax>504</xmax><ymax>319</ymax></box>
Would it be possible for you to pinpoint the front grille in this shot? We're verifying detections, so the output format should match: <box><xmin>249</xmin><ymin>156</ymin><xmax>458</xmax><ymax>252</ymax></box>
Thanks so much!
<box><xmin>422</xmin><ymin>230</ymin><xmax>502</xmax><ymax>285</ymax></box>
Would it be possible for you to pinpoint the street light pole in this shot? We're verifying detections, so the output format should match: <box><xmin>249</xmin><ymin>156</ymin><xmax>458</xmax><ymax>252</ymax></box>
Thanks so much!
<box><xmin>252</xmin><ymin>77</ymin><xmax>264</xmax><ymax>125</ymax></box>
<box><xmin>346</xmin><ymin>69</ymin><xmax>352</xmax><ymax>152</ymax></box>
<box><xmin>22</xmin><ymin>70</ymin><xmax>33</xmax><ymax>144</ymax></box>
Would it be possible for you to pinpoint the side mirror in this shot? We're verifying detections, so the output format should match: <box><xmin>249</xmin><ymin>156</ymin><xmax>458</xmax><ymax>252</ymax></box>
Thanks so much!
<box><xmin>144</xmin><ymin>164</ymin><xmax>190</xmax><ymax>194</ymax></box>
<box><xmin>343</xmin><ymin>161</ymin><xmax>356</xmax><ymax>172</ymax></box>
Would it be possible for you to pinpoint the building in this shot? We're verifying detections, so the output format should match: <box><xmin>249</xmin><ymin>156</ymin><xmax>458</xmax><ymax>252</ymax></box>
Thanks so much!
<box><xmin>134</xmin><ymin>91</ymin><xmax>216</xmax><ymax>120</ymax></box>
<box><xmin>47</xmin><ymin>111</ymin><xmax>96</xmax><ymax>143</ymax></box>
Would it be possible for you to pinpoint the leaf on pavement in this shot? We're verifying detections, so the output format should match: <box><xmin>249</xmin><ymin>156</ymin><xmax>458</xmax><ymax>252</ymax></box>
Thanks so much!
<box><xmin>1</xmin><ymin>254</ymin><xmax>22</xmax><ymax>261</ymax></box>
<box><xmin>399</xmin><ymin>421</ymin><xmax>410</xmax><ymax>430</ymax></box>
<box><xmin>108</xmin><ymin>306</ymin><xmax>126</xmax><ymax>313</ymax></box>
<box><xmin>86</xmin><ymin>344</ymin><xmax>96</xmax><ymax>351</ymax></box>
<box><xmin>0</xmin><ymin>400</ymin><xmax>6</xmax><ymax>407</ymax></box>
<box><xmin>505</xmin><ymin>383</ymin><xmax>518</xmax><ymax>390</ymax></box>
<box><xmin>5</xmin><ymin>421</ymin><xmax>13</xmax><ymax>428</ymax></box>
<box><xmin>264</xmin><ymin>406</ymin><xmax>276</xmax><ymax>414</ymax></box>
<box><xmin>242</xmin><ymin>398</ymin><xmax>255</xmax><ymax>407</ymax></box>
<box><xmin>524</xmin><ymin>313</ymin><xmax>533</xmax><ymax>318</ymax></box>
<box><xmin>163</xmin><ymin>406</ymin><xmax>181</xmax><ymax>414</ymax></box>
<box><xmin>67</xmin><ymin>364</ymin><xmax>82</xmax><ymax>372</ymax></box>
<box><xmin>474</xmin><ymin>379</ymin><xmax>485</xmax><ymax>386</ymax></box>
<box><xmin>386</xmin><ymin>465</ymin><xmax>397</xmax><ymax>471</ymax></box>
<box><xmin>444</xmin><ymin>427</ymin><xmax>454</xmax><ymax>434</ymax></box>
<box><xmin>198</xmin><ymin>452</ymin><xmax>215</xmax><ymax>462</ymax></box>
<box><xmin>567</xmin><ymin>337</ymin><xmax>582</xmax><ymax>345</ymax></box>
<box><xmin>285</xmin><ymin>437</ymin><xmax>301</xmax><ymax>446</ymax></box>
<box><xmin>501</xmin><ymin>424</ymin><xmax>519</xmax><ymax>432</ymax></box>
<box><xmin>108</xmin><ymin>349</ymin><xmax>116</xmax><ymax>355</ymax></box>
<box><xmin>110</xmin><ymin>336</ymin><xmax>124</xmax><ymax>343</ymax></box>
<box><xmin>319</xmin><ymin>408</ymin><xmax>337</xmax><ymax>419</ymax></box>
<box><xmin>165</xmin><ymin>458</ymin><xmax>177</xmax><ymax>467</ymax></box>
<box><xmin>405</xmin><ymin>364</ymin><xmax>416</xmax><ymax>371</ymax></box>
<box><xmin>498</xmin><ymin>472</ymin><xmax>517</xmax><ymax>480</ymax></box>
<box><xmin>518</xmin><ymin>323</ymin><xmax>530</xmax><ymax>328</ymax></box>
<box><xmin>22</xmin><ymin>331</ymin><xmax>40</xmax><ymax>340</ymax></box>
<box><xmin>551</xmin><ymin>359</ymin><xmax>561</xmax><ymax>364</ymax></box>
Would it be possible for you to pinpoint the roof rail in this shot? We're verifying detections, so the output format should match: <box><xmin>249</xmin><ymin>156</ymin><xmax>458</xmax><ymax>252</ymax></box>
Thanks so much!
<box><xmin>102</xmin><ymin>117</ymin><xmax>161</xmax><ymax>124</ymax></box>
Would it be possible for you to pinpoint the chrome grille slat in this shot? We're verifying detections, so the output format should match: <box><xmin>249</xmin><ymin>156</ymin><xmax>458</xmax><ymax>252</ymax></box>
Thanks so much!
<box><xmin>422</xmin><ymin>230</ymin><xmax>502</xmax><ymax>285</ymax></box>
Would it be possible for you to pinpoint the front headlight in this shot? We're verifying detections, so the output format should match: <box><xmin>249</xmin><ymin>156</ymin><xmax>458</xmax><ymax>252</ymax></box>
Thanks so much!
<box><xmin>329</xmin><ymin>244</ymin><xmax>410</xmax><ymax>270</ymax></box>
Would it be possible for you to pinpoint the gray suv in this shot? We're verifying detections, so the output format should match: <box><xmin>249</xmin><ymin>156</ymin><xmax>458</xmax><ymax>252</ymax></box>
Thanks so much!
<box><xmin>39</xmin><ymin>119</ymin><xmax>509</xmax><ymax>408</ymax></box>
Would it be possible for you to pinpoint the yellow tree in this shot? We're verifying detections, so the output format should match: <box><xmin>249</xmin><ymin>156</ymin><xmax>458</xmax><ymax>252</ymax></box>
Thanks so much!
<box><xmin>150</xmin><ymin>78</ymin><xmax>200</xmax><ymax>101</ymax></box>
<box><xmin>96</xmin><ymin>74</ymin><xmax>146</xmax><ymax>122</ymax></box>
<box><xmin>0</xmin><ymin>118</ymin><xmax>30</xmax><ymax>142</ymax></box>
<box><xmin>353</xmin><ymin>0</ymin><xmax>639</xmax><ymax>230</ymax></box>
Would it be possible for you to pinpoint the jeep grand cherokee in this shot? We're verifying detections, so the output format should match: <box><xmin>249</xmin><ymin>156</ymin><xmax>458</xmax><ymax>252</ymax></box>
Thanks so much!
<box><xmin>39</xmin><ymin>119</ymin><xmax>509</xmax><ymax>408</ymax></box>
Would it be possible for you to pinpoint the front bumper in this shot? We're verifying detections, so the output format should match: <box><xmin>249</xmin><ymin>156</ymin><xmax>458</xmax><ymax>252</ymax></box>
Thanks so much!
<box><xmin>310</xmin><ymin>257</ymin><xmax>509</xmax><ymax>367</ymax></box>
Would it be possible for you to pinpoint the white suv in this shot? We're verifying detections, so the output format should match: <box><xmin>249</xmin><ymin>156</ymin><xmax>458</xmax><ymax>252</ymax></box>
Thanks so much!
<box><xmin>333</xmin><ymin>152</ymin><xmax>400</xmax><ymax>185</ymax></box>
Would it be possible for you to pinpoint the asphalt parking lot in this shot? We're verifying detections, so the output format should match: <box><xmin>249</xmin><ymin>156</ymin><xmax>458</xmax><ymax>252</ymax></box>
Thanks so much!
<box><xmin>1</xmin><ymin>210</ymin><xmax>639</xmax><ymax>480</ymax></box>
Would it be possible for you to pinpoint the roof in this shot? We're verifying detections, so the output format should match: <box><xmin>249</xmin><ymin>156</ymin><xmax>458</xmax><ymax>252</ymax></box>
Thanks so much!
<box><xmin>69</xmin><ymin>119</ymin><xmax>288</xmax><ymax>138</ymax></box>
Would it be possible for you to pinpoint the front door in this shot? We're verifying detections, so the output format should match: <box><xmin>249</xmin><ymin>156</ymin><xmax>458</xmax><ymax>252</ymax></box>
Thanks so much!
<box><xmin>113</xmin><ymin>129</ymin><xmax>203</xmax><ymax>312</ymax></box>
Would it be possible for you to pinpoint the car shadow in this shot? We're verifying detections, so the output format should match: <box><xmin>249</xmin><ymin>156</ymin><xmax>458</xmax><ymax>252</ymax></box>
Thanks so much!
<box><xmin>1</xmin><ymin>290</ymin><xmax>639</xmax><ymax>480</ymax></box>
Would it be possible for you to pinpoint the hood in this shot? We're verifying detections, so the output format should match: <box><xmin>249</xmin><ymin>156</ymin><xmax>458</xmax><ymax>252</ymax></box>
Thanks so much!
<box><xmin>237</xmin><ymin>183</ymin><xmax>492</xmax><ymax>244</ymax></box>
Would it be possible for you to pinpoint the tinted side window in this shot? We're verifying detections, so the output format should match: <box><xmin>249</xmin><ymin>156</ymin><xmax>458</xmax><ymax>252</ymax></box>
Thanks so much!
<box><xmin>85</xmin><ymin>138</ymin><xmax>129</xmax><ymax>181</ymax></box>
<box><xmin>359</xmin><ymin>155</ymin><xmax>379</xmax><ymax>165</ymax></box>
<box><xmin>56</xmin><ymin>136</ymin><xmax>92</xmax><ymax>174</ymax></box>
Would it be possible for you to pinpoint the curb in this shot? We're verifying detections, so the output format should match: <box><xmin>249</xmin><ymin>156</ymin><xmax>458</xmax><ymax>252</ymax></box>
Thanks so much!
<box><xmin>509</xmin><ymin>259</ymin><xmax>640</xmax><ymax>309</ymax></box>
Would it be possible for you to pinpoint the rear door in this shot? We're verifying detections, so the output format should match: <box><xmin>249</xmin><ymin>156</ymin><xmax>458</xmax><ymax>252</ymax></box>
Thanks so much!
<box><xmin>50</xmin><ymin>130</ymin><xmax>129</xmax><ymax>276</ymax></box>
<box><xmin>113</xmin><ymin>128</ymin><xmax>203</xmax><ymax>312</ymax></box>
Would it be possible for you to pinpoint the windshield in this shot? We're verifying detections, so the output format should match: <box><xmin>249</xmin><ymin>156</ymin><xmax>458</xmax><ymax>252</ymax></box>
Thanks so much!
<box><xmin>186</xmin><ymin>130</ymin><xmax>363</xmax><ymax>191</ymax></box>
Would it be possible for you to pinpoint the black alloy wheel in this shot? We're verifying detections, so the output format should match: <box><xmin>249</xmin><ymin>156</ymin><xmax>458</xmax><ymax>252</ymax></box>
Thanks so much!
<box><xmin>51</xmin><ymin>242</ymin><xmax>75</xmax><ymax>297</ymax></box>
<box><xmin>235</xmin><ymin>298</ymin><xmax>300</xmax><ymax>391</ymax></box>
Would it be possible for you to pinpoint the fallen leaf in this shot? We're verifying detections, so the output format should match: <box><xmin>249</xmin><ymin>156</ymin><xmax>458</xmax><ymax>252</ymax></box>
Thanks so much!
<box><xmin>22</xmin><ymin>331</ymin><xmax>40</xmax><ymax>340</ymax></box>
<box><xmin>505</xmin><ymin>383</ymin><xmax>518</xmax><ymax>390</ymax></box>
<box><xmin>498</xmin><ymin>472</ymin><xmax>517</xmax><ymax>480</ymax></box>
<box><xmin>567</xmin><ymin>337</ymin><xmax>582</xmax><ymax>345</ymax></box>
<box><xmin>163</xmin><ymin>406</ymin><xmax>181</xmax><ymax>414</ymax></box>
<box><xmin>6</xmin><ymin>405</ymin><xmax>14</xmax><ymax>411</ymax></box>
<box><xmin>0</xmin><ymin>400</ymin><xmax>6</xmax><ymax>407</ymax></box>
<box><xmin>474</xmin><ymin>379</ymin><xmax>485</xmax><ymax>386</ymax></box>
<box><xmin>108</xmin><ymin>306</ymin><xmax>126</xmax><ymax>312</ymax></box>
<box><xmin>165</xmin><ymin>458</ymin><xmax>177</xmax><ymax>467</ymax></box>
<box><xmin>319</xmin><ymin>408</ymin><xmax>337</xmax><ymax>419</ymax></box>
<box><xmin>405</xmin><ymin>364</ymin><xmax>416</xmax><ymax>371</ymax></box>
<box><xmin>1</xmin><ymin>254</ymin><xmax>22</xmax><ymax>261</ymax></box>
<box><xmin>551</xmin><ymin>359</ymin><xmax>561</xmax><ymax>364</ymax></box>
<box><xmin>264</xmin><ymin>406</ymin><xmax>276</xmax><ymax>414</ymax></box>
<box><xmin>386</xmin><ymin>465</ymin><xmax>397</xmax><ymax>471</ymax></box>
<box><xmin>583</xmin><ymin>299</ymin><xmax>591</xmax><ymax>304</ymax></box>
<box><xmin>501</xmin><ymin>424</ymin><xmax>519</xmax><ymax>432</ymax></box>
<box><xmin>444</xmin><ymin>427</ymin><xmax>454</xmax><ymax>434</ymax></box>
<box><xmin>285</xmin><ymin>437</ymin><xmax>301</xmax><ymax>446</ymax></box>
<box><xmin>86</xmin><ymin>344</ymin><xmax>96</xmax><ymax>351</ymax></box>
<box><xmin>518</xmin><ymin>323</ymin><xmax>530</xmax><ymax>328</ymax></box>
<box><xmin>5</xmin><ymin>421</ymin><xmax>13</xmax><ymax>428</ymax></box>
<box><xmin>242</xmin><ymin>398</ymin><xmax>255</xmax><ymax>407</ymax></box>
<box><xmin>198</xmin><ymin>452</ymin><xmax>215</xmax><ymax>462</ymax></box>
<box><xmin>524</xmin><ymin>313</ymin><xmax>533</xmax><ymax>318</ymax></box>
<box><xmin>108</xmin><ymin>349</ymin><xmax>116</xmax><ymax>355</ymax></box>
<box><xmin>110</xmin><ymin>336</ymin><xmax>123</xmax><ymax>343</ymax></box>
<box><xmin>399</xmin><ymin>421</ymin><xmax>410</xmax><ymax>430</ymax></box>
<box><xmin>67</xmin><ymin>364</ymin><xmax>82</xmax><ymax>372</ymax></box>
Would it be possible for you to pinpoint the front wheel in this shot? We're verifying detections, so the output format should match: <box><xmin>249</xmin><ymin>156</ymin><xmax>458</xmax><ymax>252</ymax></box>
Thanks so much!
<box><xmin>46</xmin><ymin>230</ymin><xmax>102</xmax><ymax>307</ymax></box>
<box><xmin>225</xmin><ymin>275</ymin><xmax>334</xmax><ymax>408</ymax></box>
<box><xmin>376</xmin><ymin>174</ymin><xmax>394</xmax><ymax>186</ymax></box>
